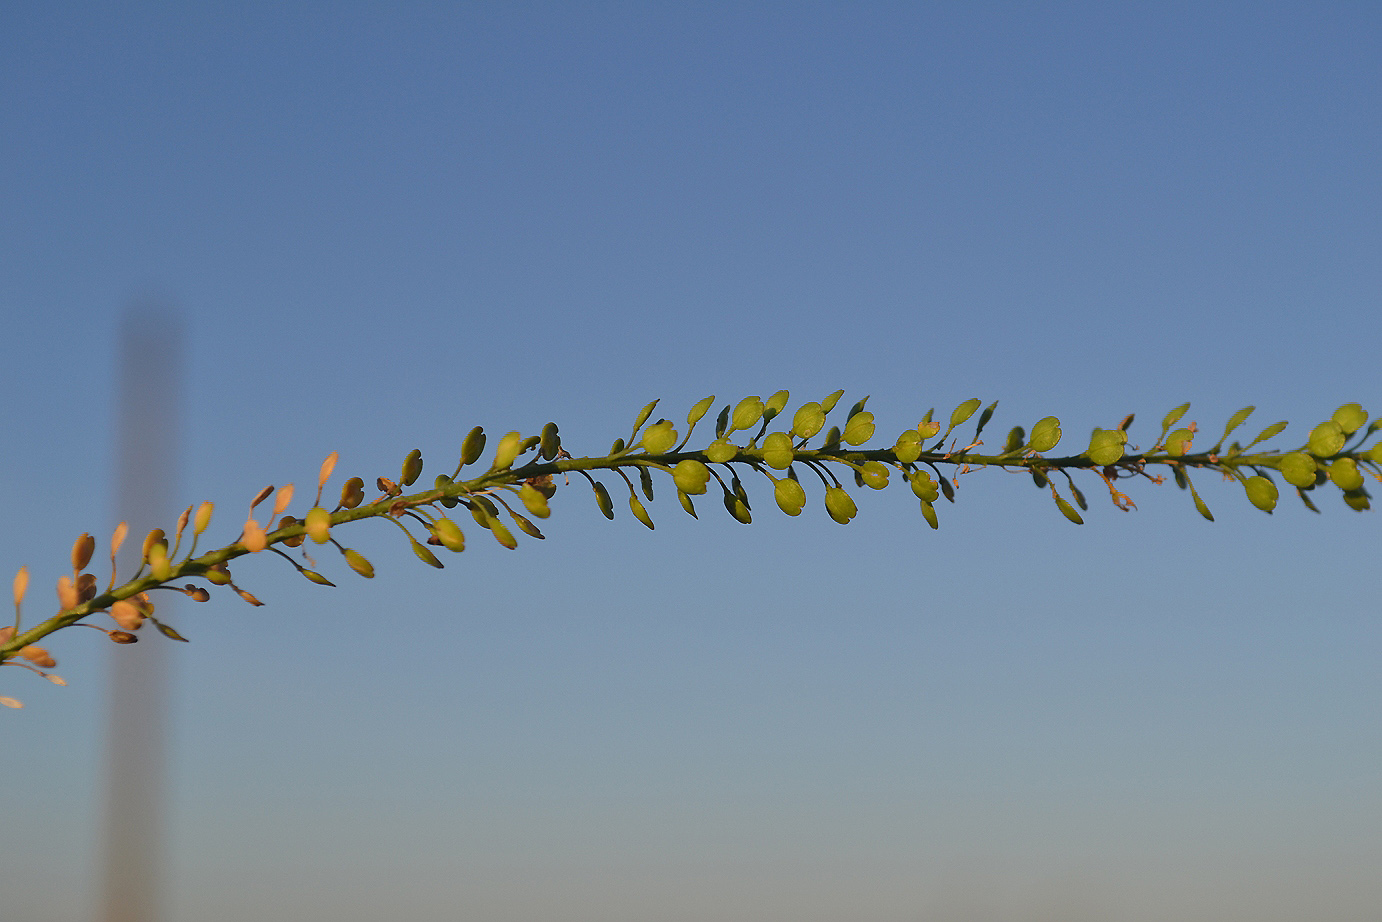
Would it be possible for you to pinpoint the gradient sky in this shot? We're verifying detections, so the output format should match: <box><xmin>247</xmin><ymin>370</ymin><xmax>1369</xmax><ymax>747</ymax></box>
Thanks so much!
<box><xmin>2</xmin><ymin>4</ymin><xmax>1380</xmax><ymax>921</ymax></box>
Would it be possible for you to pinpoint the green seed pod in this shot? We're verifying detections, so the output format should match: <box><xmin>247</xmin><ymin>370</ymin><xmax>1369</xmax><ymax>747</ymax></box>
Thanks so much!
<box><xmin>843</xmin><ymin>411</ymin><xmax>875</xmax><ymax>446</ymax></box>
<box><xmin>762</xmin><ymin>432</ymin><xmax>795</xmax><ymax>469</ymax></box>
<box><xmin>540</xmin><ymin>422</ymin><xmax>561</xmax><ymax>460</ymax></box>
<box><xmin>489</xmin><ymin>520</ymin><xmax>518</xmax><ymax>549</ymax></box>
<box><xmin>519</xmin><ymin>435</ymin><xmax>541</xmax><ymax>456</ymax></box>
<box><xmin>673</xmin><ymin>459</ymin><xmax>711</xmax><ymax>495</ymax></box>
<box><xmin>1172</xmin><ymin>466</ymin><xmax>1189</xmax><ymax>490</ymax></box>
<box><xmin>714</xmin><ymin>405</ymin><xmax>731</xmax><ymax>438</ymax></box>
<box><xmin>610</xmin><ymin>438</ymin><xmax>626</xmax><ymax>455</ymax></box>
<box><xmin>1342</xmin><ymin>488</ymin><xmax>1371</xmax><ymax>511</ymax></box>
<box><xmin>705</xmin><ymin>439</ymin><xmax>737</xmax><ymax>463</ymax></box>
<box><xmin>593</xmin><ymin>482</ymin><xmax>614</xmax><ymax>519</ymax></box>
<box><xmin>400</xmin><ymin>449</ymin><xmax>423</xmax><ymax>487</ymax></box>
<box><xmin>774</xmin><ymin>477</ymin><xmax>806</xmax><ymax>516</ymax></box>
<box><xmin>519</xmin><ymin>483</ymin><xmax>551</xmax><ymax>518</ymax></box>
<box><xmin>687</xmin><ymin>395</ymin><xmax>716</xmax><ymax>428</ymax></box>
<box><xmin>764</xmin><ymin>390</ymin><xmax>790</xmax><ymax>419</ymax></box>
<box><xmin>72</xmin><ymin>533</ymin><xmax>95</xmax><ymax>573</ymax></box>
<box><xmin>1002</xmin><ymin>426</ymin><xmax>1025</xmax><ymax>454</ymax></box>
<box><xmin>722</xmin><ymin>489</ymin><xmax>752</xmax><ymax>524</ymax></box>
<box><xmin>491</xmin><ymin>431</ymin><xmax>522</xmax><ymax>470</ymax></box>
<box><xmin>1370</xmin><ymin>440</ymin><xmax>1382</xmax><ymax>463</ymax></box>
<box><xmin>1220</xmin><ymin>406</ymin><xmax>1255</xmax><ymax>443</ymax></box>
<box><xmin>142</xmin><ymin>528</ymin><xmax>167</xmax><ymax>563</ymax></box>
<box><xmin>638</xmin><ymin>466</ymin><xmax>654</xmax><ymax>501</ymax></box>
<box><xmin>467</xmin><ymin>500</ymin><xmax>492</xmax><ymax>527</ymax></box>
<box><xmin>1328</xmin><ymin>457</ymin><xmax>1364</xmax><ymax>491</ymax></box>
<box><xmin>919</xmin><ymin>499</ymin><xmax>939</xmax><ymax>529</ymax></box>
<box><xmin>1087</xmin><ymin>428</ymin><xmax>1126</xmax><ymax>466</ymax></box>
<box><xmin>677</xmin><ymin>489</ymin><xmax>698</xmax><ymax>518</ymax></box>
<box><xmin>894</xmin><ymin>429</ymin><xmax>923</xmax><ymax>463</ymax></box>
<box><xmin>343</xmin><ymin>549</ymin><xmax>375</xmax><ymax>578</ymax></box>
<box><xmin>411</xmin><ymin>538</ymin><xmax>444</xmax><ymax>568</ymax></box>
<box><xmin>820</xmin><ymin>389</ymin><xmax>845</xmax><ymax>414</ymax></box>
<box><xmin>939</xmin><ymin>477</ymin><xmax>955</xmax><ymax>503</ymax></box>
<box><xmin>1278</xmin><ymin>452</ymin><xmax>1317</xmax><ymax>489</ymax></box>
<box><xmin>1162</xmin><ymin>402</ymin><xmax>1191</xmax><ymax>431</ymax></box>
<box><xmin>204</xmin><ymin>564</ymin><xmax>232</xmax><ymax>585</ymax></box>
<box><xmin>909</xmin><ymin>470</ymin><xmax>939</xmax><ymax>502</ymax></box>
<box><xmin>435</xmin><ymin>473</ymin><xmax>454</xmax><ymax>490</ymax></box>
<box><xmin>305</xmin><ymin>506</ymin><xmax>331</xmax><ymax>544</ymax></box>
<box><xmin>460</xmin><ymin>426</ymin><xmax>486</xmax><ymax>467</ymax></box>
<box><xmin>631</xmin><ymin>399</ymin><xmax>660</xmax><ymax>436</ymax></box>
<box><xmin>1308</xmin><ymin>421</ymin><xmax>1345</xmax><ymax>458</ymax></box>
<box><xmin>641</xmin><ymin>420</ymin><xmax>678</xmax><ymax>454</ymax></box>
<box><xmin>823</xmin><ymin>487</ymin><xmax>857</xmax><ymax>524</ymax></box>
<box><xmin>1068</xmin><ymin>481</ymin><xmax>1088</xmax><ymax>511</ymax></box>
<box><xmin>510</xmin><ymin>512</ymin><xmax>545</xmax><ymax>539</ymax></box>
<box><xmin>860</xmin><ymin>461</ymin><xmax>889</xmax><ymax>490</ymax></box>
<box><xmin>731</xmin><ymin>396</ymin><xmax>765</xmax><ymax>432</ymax></box>
<box><xmin>791</xmin><ymin>402</ymin><xmax>825</xmax><ymax>439</ymax></box>
<box><xmin>1191</xmin><ymin>489</ymin><xmax>1214</xmax><ymax>522</ymax></box>
<box><xmin>431</xmin><ymin>516</ymin><xmax>466</xmax><ymax>552</ymax></box>
<box><xmin>1333</xmin><ymin>403</ymin><xmax>1368</xmax><ymax>435</ymax></box>
<box><xmin>339</xmin><ymin>477</ymin><xmax>365</xmax><ymax>509</ymax></box>
<box><xmin>821</xmin><ymin>426</ymin><xmax>842</xmax><ymax>451</ymax></box>
<box><xmin>1053</xmin><ymin>494</ymin><xmax>1083</xmax><ymax>525</ymax></box>
<box><xmin>1028</xmin><ymin>417</ymin><xmax>1062</xmax><ymax>453</ymax></box>
<box><xmin>149</xmin><ymin>543</ymin><xmax>172</xmax><ymax>581</ymax></box>
<box><xmin>629</xmin><ymin>494</ymin><xmax>655</xmax><ymax>530</ymax></box>
<box><xmin>1165</xmin><ymin>428</ymin><xmax>1195</xmax><ymax>457</ymax></box>
<box><xmin>301</xmin><ymin>569</ymin><xmax>335</xmax><ymax>587</ymax></box>
<box><xmin>1244</xmin><ymin>475</ymin><xmax>1279</xmax><ymax>512</ymax></box>
<box><xmin>949</xmin><ymin>398</ymin><xmax>982</xmax><ymax>429</ymax></box>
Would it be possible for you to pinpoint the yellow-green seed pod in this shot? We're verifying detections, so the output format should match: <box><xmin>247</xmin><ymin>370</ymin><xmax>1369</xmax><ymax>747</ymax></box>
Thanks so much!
<box><xmin>919</xmin><ymin>499</ymin><xmax>939</xmax><ymax>529</ymax></box>
<box><xmin>194</xmin><ymin>502</ymin><xmax>214</xmax><ymax>535</ymax></box>
<box><xmin>142</xmin><ymin>528</ymin><xmax>167</xmax><ymax>563</ymax></box>
<box><xmin>774</xmin><ymin>477</ymin><xmax>806</xmax><ymax>516</ymax></box>
<box><xmin>1278</xmin><ymin>451</ymin><xmax>1317</xmax><ymax>489</ymax></box>
<box><xmin>301</xmin><ymin>569</ymin><xmax>335</xmax><ymax>586</ymax></box>
<box><xmin>1342</xmin><ymin>489</ymin><xmax>1371</xmax><ymax>511</ymax></box>
<box><xmin>1191</xmin><ymin>488</ymin><xmax>1214</xmax><ymax>522</ymax></box>
<box><xmin>824</xmin><ymin>487</ymin><xmax>857</xmax><ymax>524</ymax></box>
<box><xmin>460</xmin><ymin>426</ymin><xmax>486</xmax><ymax>466</ymax></box>
<box><xmin>705</xmin><ymin>439</ymin><xmax>737</xmax><ymax>463</ymax></box>
<box><xmin>540</xmin><ymin>422</ymin><xmax>561</xmax><ymax>460</ymax></box>
<box><xmin>764</xmin><ymin>390</ymin><xmax>790</xmax><ymax>418</ymax></box>
<box><xmin>491</xmin><ymin>431</ymin><xmax>522</xmax><ymax>470</ymax></box>
<box><xmin>519</xmin><ymin>483</ymin><xmax>550</xmax><ymax>518</ymax></box>
<box><xmin>843</xmin><ymin>411</ymin><xmax>875</xmax><ymax>446</ymax></box>
<box><xmin>673</xmin><ymin>459</ymin><xmax>710</xmax><ymax>495</ymax></box>
<box><xmin>641</xmin><ymin>420</ymin><xmax>678</xmax><ymax>455</ymax></box>
<box><xmin>1328</xmin><ymin>458</ymin><xmax>1364</xmax><ymax>491</ymax></box>
<box><xmin>820</xmin><ymin>389</ymin><xmax>845</xmax><ymax>414</ymax></box>
<box><xmin>510</xmin><ymin>512</ymin><xmax>544</xmax><ymax>539</ymax></box>
<box><xmin>411</xmin><ymin>538</ymin><xmax>444</xmax><ymax>568</ymax></box>
<box><xmin>687</xmin><ymin>395</ymin><xmax>716</xmax><ymax>428</ymax></box>
<box><xmin>401</xmin><ymin>449</ymin><xmax>423</xmax><ymax>486</ymax></box>
<box><xmin>1370</xmin><ymin>441</ymin><xmax>1382</xmax><ymax>463</ymax></box>
<box><xmin>677</xmin><ymin>489</ymin><xmax>697</xmax><ymax>518</ymax></box>
<box><xmin>1162</xmin><ymin>402</ymin><xmax>1191</xmax><ymax>431</ymax></box>
<box><xmin>70</xmin><ymin>533</ymin><xmax>95</xmax><ymax>573</ymax></box>
<box><xmin>821</xmin><ymin>426</ymin><xmax>842</xmax><ymax>450</ymax></box>
<box><xmin>1053</xmin><ymin>494</ymin><xmax>1084</xmax><ymax>525</ymax></box>
<box><xmin>1087</xmin><ymin>428</ymin><xmax>1126</xmax><ymax>466</ymax></box>
<box><xmin>949</xmin><ymin>398</ymin><xmax>982</xmax><ymax>429</ymax></box>
<box><xmin>909</xmin><ymin>470</ymin><xmax>939</xmax><ymax>503</ymax></box>
<box><xmin>894</xmin><ymin>430</ymin><xmax>923</xmax><ymax>463</ymax></box>
<box><xmin>204</xmin><ymin>564</ymin><xmax>232</xmax><ymax>585</ymax></box>
<box><xmin>610</xmin><ymin>438</ymin><xmax>626</xmax><ymax>455</ymax></box>
<box><xmin>1333</xmin><ymin>403</ymin><xmax>1368</xmax><ymax>435</ymax></box>
<box><xmin>860</xmin><ymin>461</ymin><xmax>890</xmax><ymax>490</ymax></box>
<box><xmin>762</xmin><ymin>432</ymin><xmax>795</xmax><ymax>469</ymax></box>
<box><xmin>629</xmin><ymin>494</ymin><xmax>655</xmax><ymax>530</ymax></box>
<box><xmin>1244</xmin><ymin>476</ymin><xmax>1279</xmax><ymax>512</ymax></box>
<box><xmin>593</xmin><ymin>482</ymin><xmax>614</xmax><ymax>519</ymax></box>
<box><xmin>722</xmin><ymin>490</ymin><xmax>752</xmax><ymax>524</ymax></box>
<box><xmin>917</xmin><ymin>420</ymin><xmax>941</xmax><ymax>439</ymax></box>
<box><xmin>306</xmin><ymin>506</ymin><xmax>332</xmax><ymax>544</ymax></box>
<box><xmin>631</xmin><ymin>399</ymin><xmax>660</xmax><ymax>436</ymax></box>
<box><xmin>340</xmin><ymin>477</ymin><xmax>365</xmax><ymax>509</ymax></box>
<box><xmin>1028</xmin><ymin>416</ymin><xmax>1061</xmax><ymax>452</ymax></box>
<box><xmin>1308</xmin><ymin>421</ymin><xmax>1345</xmax><ymax>458</ymax></box>
<box><xmin>1165</xmin><ymin>427</ymin><xmax>1195</xmax><ymax>457</ymax></box>
<box><xmin>731</xmin><ymin>396</ymin><xmax>764</xmax><ymax>432</ymax></box>
<box><xmin>489</xmin><ymin>520</ymin><xmax>518</xmax><ymax>549</ymax></box>
<box><xmin>343</xmin><ymin>549</ymin><xmax>374</xmax><ymax>578</ymax></box>
<box><xmin>148</xmin><ymin>543</ymin><xmax>172</xmax><ymax>581</ymax></box>
<box><xmin>1002</xmin><ymin>426</ymin><xmax>1025</xmax><ymax>454</ymax></box>
<box><xmin>791</xmin><ymin>402</ymin><xmax>825</xmax><ymax>439</ymax></box>
<box><xmin>432</xmin><ymin>516</ymin><xmax>466</xmax><ymax>552</ymax></box>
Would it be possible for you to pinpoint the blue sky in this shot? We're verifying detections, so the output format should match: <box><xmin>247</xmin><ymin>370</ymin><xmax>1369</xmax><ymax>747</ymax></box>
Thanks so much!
<box><xmin>2</xmin><ymin>3</ymin><xmax>1379</xmax><ymax>920</ymax></box>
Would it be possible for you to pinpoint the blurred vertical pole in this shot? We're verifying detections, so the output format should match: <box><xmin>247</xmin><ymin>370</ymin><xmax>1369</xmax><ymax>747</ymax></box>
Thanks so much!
<box><xmin>102</xmin><ymin>305</ymin><xmax>182</xmax><ymax>922</ymax></box>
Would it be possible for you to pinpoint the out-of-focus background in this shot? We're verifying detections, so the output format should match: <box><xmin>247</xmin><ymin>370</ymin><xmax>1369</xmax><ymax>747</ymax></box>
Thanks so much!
<box><xmin>2</xmin><ymin>4</ymin><xmax>1379</xmax><ymax>921</ymax></box>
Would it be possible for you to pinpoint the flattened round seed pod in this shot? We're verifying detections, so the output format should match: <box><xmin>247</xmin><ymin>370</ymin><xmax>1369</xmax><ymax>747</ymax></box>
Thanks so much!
<box><xmin>305</xmin><ymin>506</ymin><xmax>332</xmax><ymax>544</ymax></box>
<box><xmin>894</xmin><ymin>430</ymin><xmax>922</xmax><ymax>463</ymax></box>
<box><xmin>687</xmin><ymin>395</ymin><xmax>717</xmax><ymax>427</ymax></box>
<box><xmin>641</xmin><ymin>420</ymin><xmax>678</xmax><ymax>455</ymax></box>
<box><xmin>1328</xmin><ymin>458</ymin><xmax>1364</xmax><ymax>491</ymax></box>
<box><xmin>860</xmin><ymin>461</ymin><xmax>889</xmax><ymax>489</ymax></box>
<box><xmin>343</xmin><ymin>549</ymin><xmax>375</xmax><ymax>578</ymax></box>
<box><xmin>1028</xmin><ymin>417</ymin><xmax>1061</xmax><ymax>452</ymax></box>
<box><xmin>491</xmin><ymin>431</ymin><xmax>522</xmax><ymax>470</ymax></box>
<box><xmin>1342</xmin><ymin>489</ymin><xmax>1371</xmax><ymax>511</ymax></box>
<box><xmin>791</xmin><ymin>402</ymin><xmax>825</xmax><ymax>439</ymax></box>
<box><xmin>705</xmin><ymin>439</ymin><xmax>737</xmax><ymax>463</ymax></box>
<box><xmin>1332</xmin><ymin>403</ymin><xmax>1367</xmax><ymax>435</ymax></box>
<box><xmin>673</xmin><ymin>459</ymin><xmax>710</xmax><ymax>495</ymax></box>
<box><xmin>460</xmin><ymin>426</ymin><xmax>487</xmax><ymax>466</ymax></box>
<box><xmin>1053</xmin><ymin>494</ymin><xmax>1083</xmax><ymax>525</ymax></box>
<box><xmin>919</xmin><ymin>499</ymin><xmax>939</xmax><ymax>529</ymax></box>
<box><xmin>762</xmin><ymin>432</ymin><xmax>794</xmax><ymax>469</ymax></box>
<box><xmin>731</xmin><ymin>396</ymin><xmax>764</xmax><ymax>432</ymax></box>
<box><xmin>489</xmin><ymin>520</ymin><xmax>518</xmax><ymax>549</ymax></box>
<box><xmin>1002</xmin><ymin>426</ymin><xmax>1025</xmax><ymax>454</ymax></box>
<box><xmin>1308</xmin><ymin>421</ymin><xmax>1345</xmax><ymax>458</ymax></box>
<box><xmin>722</xmin><ymin>490</ymin><xmax>752</xmax><ymax>524</ymax></box>
<box><xmin>593</xmin><ymin>482</ymin><xmax>615</xmax><ymax>519</ymax></box>
<box><xmin>764</xmin><ymin>390</ymin><xmax>790</xmax><ymax>417</ymax></box>
<box><xmin>774</xmin><ymin>477</ymin><xmax>806</xmax><ymax>516</ymax></box>
<box><xmin>540</xmin><ymin>422</ymin><xmax>561</xmax><ymax>460</ymax></box>
<box><xmin>340</xmin><ymin>477</ymin><xmax>365</xmax><ymax>509</ymax></box>
<box><xmin>843</xmin><ymin>411</ymin><xmax>875</xmax><ymax>446</ymax></box>
<box><xmin>56</xmin><ymin>576</ymin><xmax>79</xmax><ymax>610</ymax></box>
<box><xmin>519</xmin><ymin>483</ymin><xmax>551</xmax><ymax>518</ymax></box>
<box><xmin>1244</xmin><ymin>475</ymin><xmax>1279</xmax><ymax>512</ymax></box>
<box><xmin>1278</xmin><ymin>452</ymin><xmax>1316</xmax><ymax>489</ymax></box>
<box><xmin>110</xmin><ymin>599</ymin><xmax>145</xmax><ymax>630</ymax></box>
<box><xmin>1165</xmin><ymin>427</ymin><xmax>1195</xmax><ymax>457</ymax></box>
<box><xmin>401</xmin><ymin>449</ymin><xmax>423</xmax><ymax>486</ymax></box>
<box><xmin>20</xmin><ymin>645</ymin><xmax>56</xmax><ymax>669</ymax></box>
<box><xmin>432</xmin><ymin>516</ymin><xmax>466</xmax><ymax>552</ymax></box>
<box><xmin>1087</xmin><ymin>428</ymin><xmax>1126</xmax><ymax>466</ymax></box>
<box><xmin>824</xmin><ymin>487</ymin><xmax>857</xmax><ymax>524</ymax></box>
<box><xmin>909</xmin><ymin>470</ymin><xmax>939</xmax><ymax>503</ymax></box>
<box><xmin>949</xmin><ymin>398</ymin><xmax>982</xmax><ymax>429</ymax></box>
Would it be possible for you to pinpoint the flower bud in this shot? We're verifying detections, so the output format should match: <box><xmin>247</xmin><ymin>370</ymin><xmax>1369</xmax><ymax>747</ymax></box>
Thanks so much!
<box><xmin>20</xmin><ymin>645</ymin><xmax>56</xmax><ymax>669</ymax></box>
<box><xmin>110</xmin><ymin>599</ymin><xmax>145</xmax><ymax>631</ymax></box>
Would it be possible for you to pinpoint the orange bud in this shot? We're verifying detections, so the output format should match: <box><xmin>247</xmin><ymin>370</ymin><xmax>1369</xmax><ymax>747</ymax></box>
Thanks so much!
<box><xmin>20</xmin><ymin>645</ymin><xmax>55</xmax><ymax>669</ymax></box>
<box><xmin>72</xmin><ymin>533</ymin><xmax>96</xmax><ymax>572</ymax></box>
<box><xmin>111</xmin><ymin>522</ymin><xmax>129</xmax><ymax>556</ymax></box>
<box><xmin>57</xmin><ymin>576</ymin><xmax>79</xmax><ymax>610</ymax></box>
<box><xmin>110</xmin><ymin>599</ymin><xmax>145</xmax><ymax>631</ymax></box>
<box><xmin>0</xmin><ymin>696</ymin><xmax>22</xmax><ymax>709</ymax></box>
<box><xmin>0</xmin><ymin>626</ymin><xmax>14</xmax><ymax>645</ymax></box>
<box><xmin>194</xmin><ymin>502</ymin><xmax>214</xmax><ymax>535</ymax></box>
<box><xmin>235</xmin><ymin>588</ymin><xmax>264</xmax><ymax>606</ymax></box>
<box><xmin>271</xmin><ymin>483</ymin><xmax>295</xmax><ymax>519</ymax></box>
<box><xmin>46</xmin><ymin>673</ymin><xmax>66</xmax><ymax>686</ymax></box>
<box><xmin>318</xmin><ymin>452</ymin><xmax>339</xmax><ymax>492</ymax></box>
<box><xmin>175</xmin><ymin>505</ymin><xmax>192</xmax><ymax>542</ymax></box>
<box><xmin>242</xmin><ymin>518</ymin><xmax>267</xmax><ymax>552</ymax></box>
<box><xmin>12</xmin><ymin>567</ymin><xmax>28</xmax><ymax>607</ymax></box>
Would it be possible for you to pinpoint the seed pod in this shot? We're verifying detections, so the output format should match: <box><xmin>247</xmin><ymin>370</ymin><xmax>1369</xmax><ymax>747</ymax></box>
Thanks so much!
<box><xmin>431</xmin><ymin>516</ymin><xmax>466</xmax><ymax>552</ymax></box>
<box><xmin>519</xmin><ymin>483</ymin><xmax>551</xmax><ymax>518</ymax></box>
<box><xmin>142</xmin><ymin>528</ymin><xmax>167</xmax><ymax>563</ymax></box>
<box><xmin>57</xmin><ymin>576</ymin><xmax>79</xmax><ymax>610</ymax></box>
<box><xmin>152</xmin><ymin>620</ymin><xmax>189</xmax><ymax>642</ymax></box>
<box><xmin>764</xmin><ymin>390</ymin><xmax>790</xmax><ymax>418</ymax></box>
<box><xmin>909</xmin><ymin>470</ymin><xmax>940</xmax><ymax>503</ymax></box>
<box><xmin>300</xmin><ymin>569</ymin><xmax>335</xmax><ymax>586</ymax></box>
<box><xmin>1279</xmin><ymin>452</ymin><xmax>1317</xmax><ymax>489</ymax></box>
<box><xmin>762</xmin><ymin>432</ymin><xmax>795</xmax><ymax>469</ymax></box>
<box><xmin>1087</xmin><ymin>428</ymin><xmax>1126</xmax><ymax>466</ymax></box>
<box><xmin>271</xmin><ymin>484</ymin><xmax>295</xmax><ymax>520</ymax></box>
<box><xmin>1328</xmin><ymin>458</ymin><xmax>1364</xmax><ymax>491</ymax></box>
<box><xmin>20</xmin><ymin>645</ymin><xmax>56</xmax><ymax>669</ymax></box>
<box><xmin>185</xmin><ymin>586</ymin><xmax>210</xmax><ymax>602</ymax></box>
<box><xmin>610</xmin><ymin>438</ymin><xmax>626</xmax><ymax>455</ymax></box>
<box><xmin>917</xmin><ymin>498</ymin><xmax>939</xmax><ymax>529</ymax></box>
<box><xmin>722</xmin><ymin>489</ymin><xmax>752</xmax><ymax>524</ymax></box>
<box><xmin>339</xmin><ymin>477</ymin><xmax>365</xmax><ymax>509</ymax></box>
<box><xmin>411</xmin><ymin>538</ymin><xmax>444</xmax><ymax>568</ymax></box>
<box><xmin>205</xmin><ymin>564</ymin><xmax>232</xmax><ymax>585</ymax></box>
<box><xmin>459</xmin><ymin>426</ymin><xmax>487</xmax><ymax>467</ymax></box>
<box><xmin>917</xmin><ymin>420</ymin><xmax>941</xmax><ymax>439</ymax></box>
<box><xmin>194</xmin><ymin>502</ymin><xmax>214</xmax><ymax>535</ymax></box>
<box><xmin>489</xmin><ymin>520</ymin><xmax>518</xmax><ymax>549</ymax></box>
<box><xmin>1333</xmin><ymin>403</ymin><xmax>1368</xmax><ymax>435</ymax></box>
<box><xmin>949</xmin><ymin>398</ymin><xmax>982</xmax><ymax>429</ymax></box>
<box><xmin>1244</xmin><ymin>475</ymin><xmax>1279</xmax><ymax>512</ymax></box>
<box><xmin>278</xmin><ymin>516</ymin><xmax>306</xmax><ymax>547</ymax></box>
<box><xmin>1030</xmin><ymin>468</ymin><xmax>1050</xmax><ymax>489</ymax></box>
<box><xmin>1028</xmin><ymin>417</ymin><xmax>1062</xmax><ymax>453</ymax></box>
<box><xmin>76</xmin><ymin>572</ymin><xmax>98</xmax><ymax>603</ymax></box>
<box><xmin>731</xmin><ymin>396</ymin><xmax>765</xmax><ymax>432</ymax></box>
<box><xmin>824</xmin><ymin>487</ymin><xmax>857</xmax><ymax>524</ymax></box>
<box><xmin>860</xmin><ymin>461</ymin><xmax>890</xmax><ymax>490</ymax></box>
<box><xmin>629</xmin><ymin>494</ymin><xmax>655</xmax><ymax>530</ymax></box>
<box><xmin>894</xmin><ymin>430</ymin><xmax>923</xmax><ymax>463</ymax></box>
<box><xmin>235</xmin><ymin>588</ymin><xmax>264</xmax><ymax>606</ymax></box>
<box><xmin>677</xmin><ymin>490</ymin><xmax>698</xmax><ymax>518</ymax></box>
<box><xmin>72</xmin><ymin>533</ymin><xmax>96</xmax><ymax>573</ymax></box>
<box><xmin>1342</xmin><ymin>488</ymin><xmax>1371</xmax><ymax>511</ymax></box>
<box><xmin>110</xmin><ymin>631</ymin><xmax>138</xmax><ymax>644</ymax></box>
<box><xmin>791</xmin><ymin>402</ymin><xmax>825</xmax><ymax>439</ymax></box>
<box><xmin>821</xmin><ymin>426</ymin><xmax>842</xmax><ymax>451</ymax></box>
<box><xmin>673</xmin><ymin>460</ymin><xmax>710</xmax><ymax>495</ymax></box>
<box><xmin>344</xmin><ymin>548</ymin><xmax>375</xmax><ymax>578</ymax></box>
<box><xmin>1307</xmin><ymin>421</ymin><xmax>1345</xmax><ymax>458</ymax></box>
<box><xmin>249</xmin><ymin>485</ymin><xmax>274</xmax><ymax>510</ymax></box>
<box><xmin>641</xmin><ymin>420</ymin><xmax>678</xmax><ymax>455</ymax></box>
<box><xmin>774</xmin><ymin>477</ymin><xmax>806</xmax><ymax>516</ymax></box>
<box><xmin>1165</xmin><ymin>428</ymin><xmax>1195</xmax><ymax>457</ymax></box>
<box><xmin>1053</xmin><ymin>494</ymin><xmax>1083</xmax><ymax>525</ymax></box>
<box><xmin>843</xmin><ymin>411</ymin><xmax>875</xmax><ymax>446</ymax></box>
<box><xmin>318</xmin><ymin>451</ymin><xmax>339</xmax><ymax>492</ymax></box>
<box><xmin>705</xmin><ymin>439</ymin><xmax>737</xmax><ymax>463</ymax></box>
<box><xmin>540</xmin><ymin>422</ymin><xmax>561</xmax><ymax>460</ymax></box>
<box><xmin>241</xmin><ymin>519</ymin><xmax>267</xmax><ymax>553</ymax></box>
<box><xmin>510</xmin><ymin>512</ymin><xmax>545</xmax><ymax>539</ymax></box>
<box><xmin>820</xmin><ymin>390</ymin><xmax>845</xmax><ymax>414</ymax></box>
<box><xmin>631</xmin><ymin>398</ymin><xmax>660</xmax><ymax>436</ymax></box>
<box><xmin>939</xmin><ymin>477</ymin><xmax>955</xmax><ymax>502</ymax></box>
<box><xmin>110</xmin><ymin>522</ymin><xmax>129</xmax><ymax>557</ymax></box>
<box><xmin>687</xmin><ymin>395</ymin><xmax>716</xmax><ymax>428</ymax></box>
<box><xmin>401</xmin><ymin>449</ymin><xmax>423</xmax><ymax>486</ymax></box>
<box><xmin>492</xmin><ymin>432</ymin><xmax>523</xmax><ymax>470</ymax></box>
<box><xmin>12</xmin><ymin>567</ymin><xmax>28</xmax><ymax>608</ymax></box>
<box><xmin>305</xmin><ymin>506</ymin><xmax>332</xmax><ymax>544</ymax></box>
<box><xmin>593</xmin><ymin>482</ymin><xmax>615</xmax><ymax>519</ymax></box>
<box><xmin>519</xmin><ymin>435</ymin><xmax>541</xmax><ymax>455</ymax></box>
